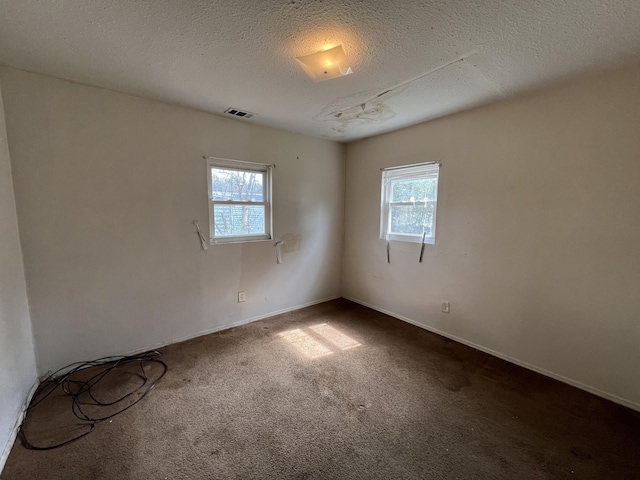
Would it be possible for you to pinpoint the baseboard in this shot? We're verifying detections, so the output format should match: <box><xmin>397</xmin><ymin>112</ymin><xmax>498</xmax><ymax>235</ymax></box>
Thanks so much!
<box><xmin>343</xmin><ymin>296</ymin><xmax>640</xmax><ymax>413</ymax></box>
<box><xmin>0</xmin><ymin>377</ymin><xmax>39</xmax><ymax>473</ymax></box>
<box><xmin>128</xmin><ymin>295</ymin><xmax>341</xmax><ymax>357</ymax></box>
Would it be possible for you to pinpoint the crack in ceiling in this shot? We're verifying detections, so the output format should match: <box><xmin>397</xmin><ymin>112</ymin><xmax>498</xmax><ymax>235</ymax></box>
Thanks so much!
<box><xmin>314</xmin><ymin>51</ymin><xmax>478</xmax><ymax>134</ymax></box>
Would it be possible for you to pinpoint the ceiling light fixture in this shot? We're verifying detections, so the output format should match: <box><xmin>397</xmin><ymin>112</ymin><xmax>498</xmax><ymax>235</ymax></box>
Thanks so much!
<box><xmin>295</xmin><ymin>44</ymin><xmax>353</xmax><ymax>82</ymax></box>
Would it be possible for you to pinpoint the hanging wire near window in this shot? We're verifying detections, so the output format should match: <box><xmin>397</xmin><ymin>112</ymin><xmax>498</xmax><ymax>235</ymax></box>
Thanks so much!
<box><xmin>386</xmin><ymin>234</ymin><xmax>390</xmax><ymax>264</ymax></box>
<box><xmin>193</xmin><ymin>220</ymin><xmax>208</xmax><ymax>250</ymax></box>
<box><xmin>274</xmin><ymin>240</ymin><xmax>285</xmax><ymax>264</ymax></box>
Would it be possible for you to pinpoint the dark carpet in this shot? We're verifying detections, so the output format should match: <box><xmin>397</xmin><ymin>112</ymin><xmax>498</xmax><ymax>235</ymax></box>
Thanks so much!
<box><xmin>3</xmin><ymin>299</ymin><xmax>640</xmax><ymax>479</ymax></box>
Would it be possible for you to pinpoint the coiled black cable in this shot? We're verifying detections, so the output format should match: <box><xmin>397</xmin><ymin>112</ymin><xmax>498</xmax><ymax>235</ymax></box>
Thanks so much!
<box><xmin>18</xmin><ymin>350</ymin><xmax>167</xmax><ymax>450</ymax></box>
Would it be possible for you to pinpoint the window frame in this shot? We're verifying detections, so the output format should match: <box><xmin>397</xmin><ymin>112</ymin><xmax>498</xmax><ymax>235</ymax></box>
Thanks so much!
<box><xmin>380</xmin><ymin>162</ymin><xmax>440</xmax><ymax>245</ymax></box>
<box><xmin>207</xmin><ymin>157</ymin><xmax>273</xmax><ymax>245</ymax></box>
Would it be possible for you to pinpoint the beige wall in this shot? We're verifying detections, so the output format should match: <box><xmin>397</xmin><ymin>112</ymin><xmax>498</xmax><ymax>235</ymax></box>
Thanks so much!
<box><xmin>2</xmin><ymin>61</ymin><xmax>639</xmax><ymax>426</ymax></box>
<box><xmin>343</xmin><ymin>66</ymin><xmax>640</xmax><ymax>409</ymax></box>
<box><xmin>0</xmin><ymin>67</ymin><xmax>345</xmax><ymax>374</ymax></box>
<box><xmin>0</xmin><ymin>80</ymin><xmax>37</xmax><ymax>468</ymax></box>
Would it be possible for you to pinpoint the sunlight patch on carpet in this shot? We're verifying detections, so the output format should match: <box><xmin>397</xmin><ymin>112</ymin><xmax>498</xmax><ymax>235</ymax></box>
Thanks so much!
<box><xmin>278</xmin><ymin>328</ymin><xmax>334</xmax><ymax>359</ymax></box>
<box><xmin>278</xmin><ymin>324</ymin><xmax>361</xmax><ymax>359</ymax></box>
<box><xmin>309</xmin><ymin>323</ymin><xmax>361</xmax><ymax>351</ymax></box>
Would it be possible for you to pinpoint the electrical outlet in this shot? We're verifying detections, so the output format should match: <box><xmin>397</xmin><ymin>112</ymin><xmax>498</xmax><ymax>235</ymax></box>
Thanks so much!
<box><xmin>441</xmin><ymin>301</ymin><xmax>450</xmax><ymax>314</ymax></box>
<box><xmin>238</xmin><ymin>291</ymin><xmax>246</xmax><ymax>303</ymax></box>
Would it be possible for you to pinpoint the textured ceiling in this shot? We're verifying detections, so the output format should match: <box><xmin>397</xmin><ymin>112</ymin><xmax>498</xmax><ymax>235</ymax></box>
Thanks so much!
<box><xmin>0</xmin><ymin>0</ymin><xmax>639</xmax><ymax>142</ymax></box>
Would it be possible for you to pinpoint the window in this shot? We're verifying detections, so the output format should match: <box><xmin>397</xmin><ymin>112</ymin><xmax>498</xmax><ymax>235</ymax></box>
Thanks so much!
<box><xmin>380</xmin><ymin>162</ymin><xmax>440</xmax><ymax>244</ymax></box>
<box><xmin>207</xmin><ymin>158</ymin><xmax>272</xmax><ymax>244</ymax></box>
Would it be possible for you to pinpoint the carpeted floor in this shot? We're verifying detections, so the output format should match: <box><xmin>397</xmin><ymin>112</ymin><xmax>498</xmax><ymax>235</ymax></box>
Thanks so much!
<box><xmin>3</xmin><ymin>299</ymin><xmax>640</xmax><ymax>479</ymax></box>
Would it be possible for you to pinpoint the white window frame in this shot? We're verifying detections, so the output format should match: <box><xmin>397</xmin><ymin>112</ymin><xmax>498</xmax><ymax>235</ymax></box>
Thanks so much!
<box><xmin>207</xmin><ymin>157</ymin><xmax>273</xmax><ymax>244</ymax></box>
<box><xmin>380</xmin><ymin>162</ymin><xmax>440</xmax><ymax>244</ymax></box>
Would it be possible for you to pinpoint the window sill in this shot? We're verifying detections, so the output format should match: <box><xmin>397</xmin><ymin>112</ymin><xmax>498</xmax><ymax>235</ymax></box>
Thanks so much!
<box><xmin>381</xmin><ymin>234</ymin><xmax>435</xmax><ymax>245</ymax></box>
<box><xmin>210</xmin><ymin>235</ymin><xmax>273</xmax><ymax>245</ymax></box>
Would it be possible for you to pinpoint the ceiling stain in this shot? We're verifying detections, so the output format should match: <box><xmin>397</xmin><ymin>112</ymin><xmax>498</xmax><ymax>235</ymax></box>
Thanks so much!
<box><xmin>314</xmin><ymin>51</ymin><xmax>478</xmax><ymax>133</ymax></box>
<box><xmin>313</xmin><ymin>88</ymin><xmax>401</xmax><ymax>134</ymax></box>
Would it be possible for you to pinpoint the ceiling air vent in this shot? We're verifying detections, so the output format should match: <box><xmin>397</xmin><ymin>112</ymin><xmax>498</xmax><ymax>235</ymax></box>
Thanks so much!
<box><xmin>224</xmin><ymin>107</ymin><xmax>256</xmax><ymax>119</ymax></box>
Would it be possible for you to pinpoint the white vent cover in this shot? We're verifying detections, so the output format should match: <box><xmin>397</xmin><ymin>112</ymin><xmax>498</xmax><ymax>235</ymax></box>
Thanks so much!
<box><xmin>224</xmin><ymin>107</ymin><xmax>256</xmax><ymax>119</ymax></box>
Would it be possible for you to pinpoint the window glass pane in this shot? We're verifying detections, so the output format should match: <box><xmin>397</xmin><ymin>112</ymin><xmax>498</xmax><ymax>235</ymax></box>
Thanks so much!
<box><xmin>211</xmin><ymin>168</ymin><xmax>264</xmax><ymax>202</ymax></box>
<box><xmin>213</xmin><ymin>205</ymin><xmax>266</xmax><ymax>237</ymax></box>
<box><xmin>390</xmin><ymin>177</ymin><xmax>437</xmax><ymax>203</ymax></box>
<box><xmin>389</xmin><ymin>203</ymin><xmax>435</xmax><ymax>236</ymax></box>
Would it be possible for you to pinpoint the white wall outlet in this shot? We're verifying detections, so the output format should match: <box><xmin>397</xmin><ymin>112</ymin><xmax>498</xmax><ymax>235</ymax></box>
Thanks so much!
<box><xmin>238</xmin><ymin>291</ymin><xmax>246</xmax><ymax>303</ymax></box>
<box><xmin>441</xmin><ymin>301</ymin><xmax>450</xmax><ymax>314</ymax></box>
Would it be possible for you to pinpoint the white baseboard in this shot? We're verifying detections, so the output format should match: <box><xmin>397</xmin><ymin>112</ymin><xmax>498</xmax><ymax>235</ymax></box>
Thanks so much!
<box><xmin>128</xmin><ymin>295</ymin><xmax>341</xmax><ymax>357</ymax></box>
<box><xmin>0</xmin><ymin>377</ymin><xmax>40</xmax><ymax>473</ymax></box>
<box><xmin>343</xmin><ymin>296</ymin><xmax>640</xmax><ymax>413</ymax></box>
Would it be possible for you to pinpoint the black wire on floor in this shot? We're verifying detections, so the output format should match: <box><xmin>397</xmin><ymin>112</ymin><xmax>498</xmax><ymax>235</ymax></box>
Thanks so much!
<box><xmin>18</xmin><ymin>350</ymin><xmax>168</xmax><ymax>450</ymax></box>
